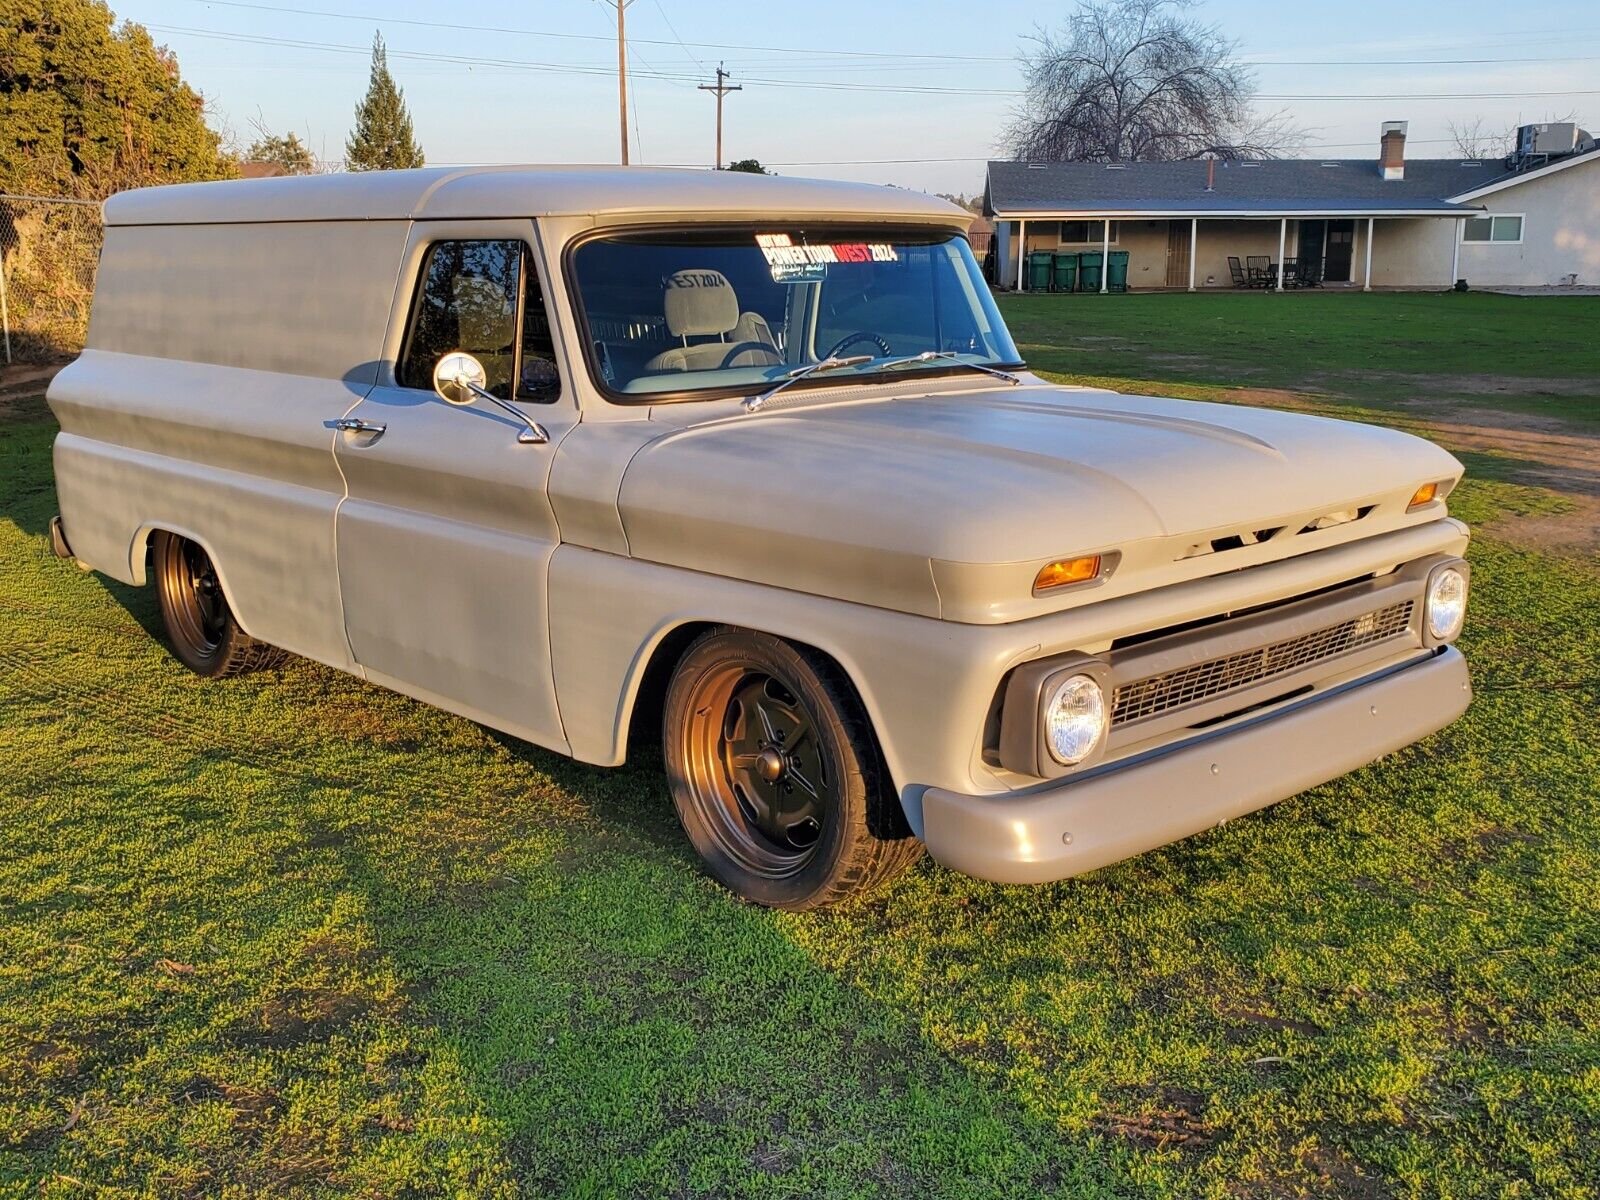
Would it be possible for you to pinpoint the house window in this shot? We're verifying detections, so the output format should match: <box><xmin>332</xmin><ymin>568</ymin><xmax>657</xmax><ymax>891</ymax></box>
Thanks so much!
<box><xmin>1463</xmin><ymin>215</ymin><xmax>1523</xmax><ymax>244</ymax></box>
<box><xmin>1056</xmin><ymin>220</ymin><xmax>1118</xmax><ymax>245</ymax></box>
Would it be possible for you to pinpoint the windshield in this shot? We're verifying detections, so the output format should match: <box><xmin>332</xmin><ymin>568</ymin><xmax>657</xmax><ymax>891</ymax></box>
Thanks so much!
<box><xmin>570</xmin><ymin>226</ymin><xmax>1021</xmax><ymax>399</ymax></box>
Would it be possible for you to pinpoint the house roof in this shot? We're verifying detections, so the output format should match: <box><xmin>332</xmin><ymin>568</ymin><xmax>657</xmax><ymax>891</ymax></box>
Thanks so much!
<box><xmin>984</xmin><ymin>157</ymin><xmax>1520</xmax><ymax>217</ymax></box>
<box><xmin>103</xmin><ymin>164</ymin><xmax>972</xmax><ymax>227</ymax></box>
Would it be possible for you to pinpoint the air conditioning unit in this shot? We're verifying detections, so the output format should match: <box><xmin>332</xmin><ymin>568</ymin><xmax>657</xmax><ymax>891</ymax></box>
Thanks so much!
<box><xmin>1518</xmin><ymin>122</ymin><xmax>1579</xmax><ymax>156</ymax></box>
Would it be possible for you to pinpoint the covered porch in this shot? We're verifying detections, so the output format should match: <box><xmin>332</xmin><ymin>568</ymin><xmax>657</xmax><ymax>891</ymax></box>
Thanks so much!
<box><xmin>991</xmin><ymin>211</ymin><xmax>1475</xmax><ymax>293</ymax></box>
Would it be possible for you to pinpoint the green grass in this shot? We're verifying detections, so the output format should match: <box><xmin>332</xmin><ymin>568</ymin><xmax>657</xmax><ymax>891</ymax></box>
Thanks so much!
<box><xmin>999</xmin><ymin>291</ymin><xmax>1600</xmax><ymax>426</ymax></box>
<box><xmin>3</xmin><ymin>332</ymin><xmax>1599</xmax><ymax>1197</ymax></box>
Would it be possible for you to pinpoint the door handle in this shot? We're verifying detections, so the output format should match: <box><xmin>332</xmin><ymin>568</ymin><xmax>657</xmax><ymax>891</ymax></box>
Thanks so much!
<box><xmin>334</xmin><ymin>417</ymin><xmax>387</xmax><ymax>436</ymax></box>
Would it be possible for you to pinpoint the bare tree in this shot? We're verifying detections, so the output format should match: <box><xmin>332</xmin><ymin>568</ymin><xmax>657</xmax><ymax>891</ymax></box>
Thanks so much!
<box><xmin>1005</xmin><ymin>0</ymin><xmax>1299</xmax><ymax>162</ymax></box>
<box><xmin>1446</xmin><ymin>118</ymin><xmax>1513</xmax><ymax>161</ymax></box>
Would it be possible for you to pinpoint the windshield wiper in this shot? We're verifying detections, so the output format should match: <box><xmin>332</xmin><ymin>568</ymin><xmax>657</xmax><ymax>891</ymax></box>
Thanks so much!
<box><xmin>742</xmin><ymin>355</ymin><xmax>874</xmax><ymax>412</ymax></box>
<box><xmin>880</xmin><ymin>351</ymin><xmax>1022</xmax><ymax>386</ymax></box>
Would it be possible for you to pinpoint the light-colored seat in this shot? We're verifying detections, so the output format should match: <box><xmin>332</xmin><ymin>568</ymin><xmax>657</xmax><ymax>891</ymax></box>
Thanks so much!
<box><xmin>644</xmin><ymin>269</ymin><xmax>781</xmax><ymax>374</ymax></box>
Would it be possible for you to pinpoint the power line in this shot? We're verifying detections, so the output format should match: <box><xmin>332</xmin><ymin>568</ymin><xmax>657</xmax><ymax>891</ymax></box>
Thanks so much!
<box><xmin>174</xmin><ymin>0</ymin><xmax>1012</xmax><ymax>61</ymax></box>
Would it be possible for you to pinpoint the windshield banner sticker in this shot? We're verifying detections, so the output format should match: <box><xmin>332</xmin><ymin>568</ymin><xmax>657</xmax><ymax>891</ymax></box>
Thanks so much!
<box><xmin>756</xmin><ymin>233</ymin><xmax>898</xmax><ymax>281</ymax></box>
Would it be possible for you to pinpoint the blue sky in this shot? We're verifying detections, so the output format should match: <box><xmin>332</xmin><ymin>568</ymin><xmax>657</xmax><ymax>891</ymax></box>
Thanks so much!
<box><xmin>128</xmin><ymin>0</ymin><xmax>1598</xmax><ymax>195</ymax></box>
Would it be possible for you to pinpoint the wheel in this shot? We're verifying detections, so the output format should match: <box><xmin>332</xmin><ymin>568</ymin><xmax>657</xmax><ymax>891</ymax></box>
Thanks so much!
<box><xmin>663</xmin><ymin>627</ymin><xmax>923</xmax><ymax>910</ymax></box>
<box><xmin>151</xmin><ymin>531</ymin><xmax>284</xmax><ymax>677</ymax></box>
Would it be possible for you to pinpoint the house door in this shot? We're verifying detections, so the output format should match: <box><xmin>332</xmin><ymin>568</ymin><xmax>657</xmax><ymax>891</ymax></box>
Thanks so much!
<box><xmin>1325</xmin><ymin>220</ymin><xmax>1355</xmax><ymax>282</ymax></box>
<box><xmin>1165</xmin><ymin>220</ymin><xmax>1192</xmax><ymax>287</ymax></box>
<box><xmin>1297</xmin><ymin>220</ymin><xmax>1327</xmax><ymax>276</ymax></box>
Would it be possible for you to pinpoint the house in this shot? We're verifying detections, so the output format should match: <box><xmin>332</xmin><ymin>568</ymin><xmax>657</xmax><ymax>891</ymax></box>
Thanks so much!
<box><xmin>984</xmin><ymin>121</ymin><xmax>1600</xmax><ymax>292</ymax></box>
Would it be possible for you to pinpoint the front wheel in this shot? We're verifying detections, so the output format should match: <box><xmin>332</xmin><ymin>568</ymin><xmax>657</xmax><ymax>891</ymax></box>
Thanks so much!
<box><xmin>151</xmin><ymin>531</ymin><xmax>284</xmax><ymax>677</ymax></box>
<box><xmin>663</xmin><ymin>628</ymin><xmax>923</xmax><ymax>910</ymax></box>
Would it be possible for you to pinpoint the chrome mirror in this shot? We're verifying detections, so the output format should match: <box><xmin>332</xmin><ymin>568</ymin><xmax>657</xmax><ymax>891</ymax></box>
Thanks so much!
<box><xmin>429</xmin><ymin>350</ymin><xmax>550</xmax><ymax>445</ymax></box>
<box><xmin>432</xmin><ymin>351</ymin><xmax>487</xmax><ymax>407</ymax></box>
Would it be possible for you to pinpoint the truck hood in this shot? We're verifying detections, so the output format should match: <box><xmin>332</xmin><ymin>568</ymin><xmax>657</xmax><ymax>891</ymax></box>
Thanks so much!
<box><xmin>616</xmin><ymin>381</ymin><xmax>1463</xmax><ymax>622</ymax></box>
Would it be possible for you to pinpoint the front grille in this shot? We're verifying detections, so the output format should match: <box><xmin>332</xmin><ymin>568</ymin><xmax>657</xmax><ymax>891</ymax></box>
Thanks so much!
<box><xmin>1111</xmin><ymin>600</ymin><xmax>1414</xmax><ymax>726</ymax></box>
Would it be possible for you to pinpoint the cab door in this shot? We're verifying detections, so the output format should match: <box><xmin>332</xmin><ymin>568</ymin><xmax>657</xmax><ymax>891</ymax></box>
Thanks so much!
<box><xmin>331</xmin><ymin>221</ymin><xmax>577</xmax><ymax>752</ymax></box>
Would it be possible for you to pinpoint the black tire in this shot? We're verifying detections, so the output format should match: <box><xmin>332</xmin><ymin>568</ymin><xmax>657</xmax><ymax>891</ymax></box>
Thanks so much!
<box><xmin>151</xmin><ymin>531</ymin><xmax>284</xmax><ymax>678</ymax></box>
<box><xmin>663</xmin><ymin>627</ymin><xmax>923</xmax><ymax>910</ymax></box>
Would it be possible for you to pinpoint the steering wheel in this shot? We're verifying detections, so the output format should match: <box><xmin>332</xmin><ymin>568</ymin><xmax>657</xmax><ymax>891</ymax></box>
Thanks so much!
<box><xmin>822</xmin><ymin>331</ymin><xmax>891</xmax><ymax>359</ymax></box>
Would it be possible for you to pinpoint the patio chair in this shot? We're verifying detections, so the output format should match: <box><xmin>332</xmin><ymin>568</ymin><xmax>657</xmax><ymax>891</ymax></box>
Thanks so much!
<box><xmin>1280</xmin><ymin>258</ymin><xmax>1299</xmax><ymax>288</ymax></box>
<box><xmin>1296</xmin><ymin>258</ymin><xmax>1324</xmax><ymax>288</ymax></box>
<box><xmin>1228</xmin><ymin>256</ymin><xmax>1248</xmax><ymax>287</ymax></box>
<box><xmin>1246</xmin><ymin>255</ymin><xmax>1273</xmax><ymax>288</ymax></box>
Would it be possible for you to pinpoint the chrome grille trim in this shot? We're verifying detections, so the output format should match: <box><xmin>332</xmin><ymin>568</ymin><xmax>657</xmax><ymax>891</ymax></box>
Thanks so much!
<box><xmin>1111</xmin><ymin>600</ymin><xmax>1415</xmax><ymax>726</ymax></box>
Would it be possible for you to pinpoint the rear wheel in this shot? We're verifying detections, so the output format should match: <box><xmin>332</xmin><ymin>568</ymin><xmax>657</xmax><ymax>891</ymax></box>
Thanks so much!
<box><xmin>151</xmin><ymin>531</ymin><xmax>284</xmax><ymax>677</ymax></box>
<box><xmin>663</xmin><ymin>627</ymin><xmax>922</xmax><ymax>910</ymax></box>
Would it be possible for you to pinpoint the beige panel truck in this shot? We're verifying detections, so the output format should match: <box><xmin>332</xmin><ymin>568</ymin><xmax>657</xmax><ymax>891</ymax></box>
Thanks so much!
<box><xmin>47</xmin><ymin>167</ymin><xmax>1472</xmax><ymax>909</ymax></box>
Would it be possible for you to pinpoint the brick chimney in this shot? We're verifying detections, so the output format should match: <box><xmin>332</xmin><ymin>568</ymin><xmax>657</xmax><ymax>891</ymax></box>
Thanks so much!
<box><xmin>1380</xmin><ymin>120</ymin><xmax>1408</xmax><ymax>180</ymax></box>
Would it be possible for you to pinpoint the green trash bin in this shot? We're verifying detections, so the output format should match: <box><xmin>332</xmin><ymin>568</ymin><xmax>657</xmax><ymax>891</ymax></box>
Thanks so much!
<box><xmin>1051</xmin><ymin>252</ymin><xmax>1078</xmax><ymax>293</ymax></box>
<box><xmin>1077</xmin><ymin>251</ymin><xmax>1104</xmax><ymax>292</ymax></box>
<box><xmin>1026</xmin><ymin>251</ymin><xmax>1053</xmax><ymax>291</ymax></box>
<box><xmin>1107</xmin><ymin>250</ymin><xmax>1130</xmax><ymax>292</ymax></box>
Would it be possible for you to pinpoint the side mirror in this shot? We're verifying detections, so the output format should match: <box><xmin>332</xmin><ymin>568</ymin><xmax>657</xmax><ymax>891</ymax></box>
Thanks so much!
<box><xmin>428</xmin><ymin>350</ymin><xmax>551</xmax><ymax>445</ymax></box>
<box><xmin>432</xmin><ymin>351</ymin><xmax>488</xmax><ymax>406</ymax></box>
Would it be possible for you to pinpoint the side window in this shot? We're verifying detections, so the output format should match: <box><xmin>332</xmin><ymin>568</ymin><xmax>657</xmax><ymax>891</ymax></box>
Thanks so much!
<box><xmin>398</xmin><ymin>239</ymin><xmax>562</xmax><ymax>402</ymax></box>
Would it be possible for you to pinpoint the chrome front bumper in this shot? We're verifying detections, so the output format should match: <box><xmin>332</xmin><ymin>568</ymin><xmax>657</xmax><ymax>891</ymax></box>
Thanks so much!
<box><xmin>920</xmin><ymin>647</ymin><xmax>1471</xmax><ymax>884</ymax></box>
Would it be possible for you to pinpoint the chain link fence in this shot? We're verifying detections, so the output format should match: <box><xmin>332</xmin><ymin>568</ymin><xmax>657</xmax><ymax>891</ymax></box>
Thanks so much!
<box><xmin>0</xmin><ymin>194</ymin><xmax>105</xmax><ymax>365</ymax></box>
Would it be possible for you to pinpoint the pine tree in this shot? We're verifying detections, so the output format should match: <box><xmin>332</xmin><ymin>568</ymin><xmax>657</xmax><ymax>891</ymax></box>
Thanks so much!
<box><xmin>343</xmin><ymin>32</ymin><xmax>424</xmax><ymax>172</ymax></box>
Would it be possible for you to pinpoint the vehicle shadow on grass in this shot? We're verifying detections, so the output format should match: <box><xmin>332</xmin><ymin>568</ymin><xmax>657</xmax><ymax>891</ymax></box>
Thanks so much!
<box><xmin>290</xmin><ymin>721</ymin><xmax>1136</xmax><ymax>1197</ymax></box>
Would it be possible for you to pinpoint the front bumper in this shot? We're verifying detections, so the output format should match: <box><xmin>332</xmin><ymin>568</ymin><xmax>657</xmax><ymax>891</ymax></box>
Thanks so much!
<box><xmin>921</xmin><ymin>646</ymin><xmax>1471</xmax><ymax>884</ymax></box>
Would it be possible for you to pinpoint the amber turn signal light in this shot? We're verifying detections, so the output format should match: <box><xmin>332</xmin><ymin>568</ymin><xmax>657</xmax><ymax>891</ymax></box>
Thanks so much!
<box><xmin>1034</xmin><ymin>555</ymin><xmax>1102</xmax><ymax>593</ymax></box>
<box><xmin>1408</xmin><ymin>482</ymin><xmax>1439</xmax><ymax>510</ymax></box>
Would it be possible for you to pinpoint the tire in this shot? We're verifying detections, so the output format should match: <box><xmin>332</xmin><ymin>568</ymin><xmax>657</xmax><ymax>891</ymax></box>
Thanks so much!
<box><xmin>663</xmin><ymin>627</ymin><xmax>923</xmax><ymax>910</ymax></box>
<box><xmin>151</xmin><ymin>531</ymin><xmax>284</xmax><ymax>678</ymax></box>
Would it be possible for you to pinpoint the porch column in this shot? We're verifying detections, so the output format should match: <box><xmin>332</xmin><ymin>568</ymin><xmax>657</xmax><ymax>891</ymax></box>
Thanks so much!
<box><xmin>1276</xmin><ymin>218</ymin><xmax>1287</xmax><ymax>291</ymax></box>
<box><xmin>1017</xmin><ymin>219</ymin><xmax>1027</xmax><ymax>292</ymax></box>
<box><xmin>1363</xmin><ymin>216</ymin><xmax>1375</xmax><ymax>291</ymax></box>
<box><xmin>1188</xmin><ymin>217</ymin><xmax>1197</xmax><ymax>291</ymax></box>
<box><xmin>1450</xmin><ymin>217</ymin><xmax>1463</xmax><ymax>287</ymax></box>
<box><xmin>1100</xmin><ymin>219</ymin><xmax>1110</xmax><ymax>293</ymax></box>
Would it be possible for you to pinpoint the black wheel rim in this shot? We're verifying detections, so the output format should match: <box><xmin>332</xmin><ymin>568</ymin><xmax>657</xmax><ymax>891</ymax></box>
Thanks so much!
<box><xmin>681</xmin><ymin>662</ymin><xmax>836</xmax><ymax>879</ymax></box>
<box><xmin>159</xmin><ymin>536</ymin><xmax>227</xmax><ymax>655</ymax></box>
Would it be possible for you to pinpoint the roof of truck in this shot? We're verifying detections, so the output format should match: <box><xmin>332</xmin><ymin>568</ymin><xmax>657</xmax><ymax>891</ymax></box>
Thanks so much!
<box><xmin>102</xmin><ymin>165</ymin><xmax>971</xmax><ymax>227</ymax></box>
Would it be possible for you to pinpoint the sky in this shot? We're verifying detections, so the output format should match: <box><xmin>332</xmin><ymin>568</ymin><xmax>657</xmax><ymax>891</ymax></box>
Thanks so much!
<box><xmin>125</xmin><ymin>0</ymin><xmax>1600</xmax><ymax>197</ymax></box>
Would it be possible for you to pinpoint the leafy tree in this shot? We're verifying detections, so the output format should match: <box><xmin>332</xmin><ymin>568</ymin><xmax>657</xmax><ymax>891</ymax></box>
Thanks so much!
<box><xmin>1006</xmin><ymin>0</ymin><xmax>1296</xmax><ymax>162</ymax></box>
<box><xmin>724</xmin><ymin>158</ymin><xmax>768</xmax><ymax>174</ymax></box>
<box><xmin>0</xmin><ymin>0</ymin><xmax>234</xmax><ymax>196</ymax></box>
<box><xmin>244</xmin><ymin>130</ymin><xmax>317</xmax><ymax>175</ymax></box>
<box><xmin>344</xmin><ymin>32</ymin><xmax>423</xmax><ymax>171</ymax></box>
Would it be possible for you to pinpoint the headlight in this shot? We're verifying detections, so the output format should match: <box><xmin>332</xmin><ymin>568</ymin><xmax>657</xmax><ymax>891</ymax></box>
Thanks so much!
<box><xmin>1044</xmin><ymin>673</ymin><xmax>1108</xmax><ymax>765</ymax></box>
<box><xmin>1426</xmin><ymin>565</ymin><xmax>1468</xmax><ymax>642</ymax></box>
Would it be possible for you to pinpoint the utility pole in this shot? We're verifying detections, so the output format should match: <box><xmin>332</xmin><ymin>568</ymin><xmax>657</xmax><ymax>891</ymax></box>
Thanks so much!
<box><xmin>609</xmin><ymin>0</ymin><xmax>635</xmax><ymax>165</ymax></box>
<box><xmin>698</xmin><ymin>63</ymin><xmax>741</xmax><ymax>170</ymax></box>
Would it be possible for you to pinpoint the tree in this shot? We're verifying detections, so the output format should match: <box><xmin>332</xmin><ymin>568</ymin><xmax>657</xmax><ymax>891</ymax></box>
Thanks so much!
<box><xmin>344</xmin><ymin>32</ymin><xmax>423</xmax><ymax>171</ymax></box>
<box><xmin>1005</xmin><ymin>0</ymin><xmax>1296</xmax><ymax>162</ymax></box>
<box><xmin>0</xmin><ymin>0</ymin><xmax>234</xmax><ymax>196</ymax></box>
<box><xmin>937</xmin><ymin>192</ymin><xmax>983</xmax><ymax>214</ymax></box>
<box><xmin>724</xmin><ymin>158</ymin><xmax>768</xmax><ymax>174</ymax></box>
<box><xmin>1445</xmin><ymin>118</ymin><xmax>1514</xmax><ymax>161</ymax></box>
<box><xmin>245</xmin><ymin>130</ymin><xmax>317</xmax><ymax>175</ymax></box>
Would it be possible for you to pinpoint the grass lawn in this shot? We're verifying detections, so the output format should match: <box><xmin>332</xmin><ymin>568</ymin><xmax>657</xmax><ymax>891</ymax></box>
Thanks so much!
<box><xmin>1000</xmin><ymin>291</ymin><xmax>1600</xmax><ymax>427</ymax></box>
<box><xmin>3</xmin><ymin>298</ymin><xmax>1599</xmax><ymax>1198</ymax></box>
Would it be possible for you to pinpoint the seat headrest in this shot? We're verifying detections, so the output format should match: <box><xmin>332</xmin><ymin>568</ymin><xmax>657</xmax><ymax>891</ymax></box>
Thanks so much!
<box><xmin>663</xmin><ymin>269</ymin><xmax>739</xmax><ymax>337</ymax></box>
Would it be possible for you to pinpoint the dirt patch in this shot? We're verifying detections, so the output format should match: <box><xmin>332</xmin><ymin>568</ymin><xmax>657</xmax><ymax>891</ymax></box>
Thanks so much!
<box><xmin>1482</xmin><ymin>496</ymin><xmax>1600</xmax><ymax>557</ymax></box>
<box><xmin>0</xmin><ymin>363</ymin><xmax>64</xmax><ymax>422</ymax></box>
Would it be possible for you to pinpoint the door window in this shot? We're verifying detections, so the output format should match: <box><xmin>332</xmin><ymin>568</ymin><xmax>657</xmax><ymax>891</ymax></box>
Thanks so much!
<box><xmin>398</xmin><ymin>239</ymin><xmax>562</xmax><ymax>402</ymax></box>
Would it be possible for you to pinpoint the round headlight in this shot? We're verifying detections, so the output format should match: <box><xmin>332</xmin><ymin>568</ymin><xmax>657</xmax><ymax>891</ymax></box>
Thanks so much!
<box><xmin>1044</xmin><ymin>673</ymin><xmax>1108</xmax><ymax>765</ymax></box>
<box><xmin>1426</xmin><ymin>566</ymin><xmax>1468</xmax><ymax>642</ymax></box>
